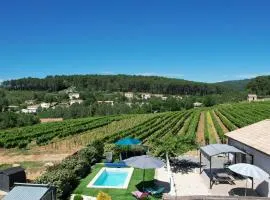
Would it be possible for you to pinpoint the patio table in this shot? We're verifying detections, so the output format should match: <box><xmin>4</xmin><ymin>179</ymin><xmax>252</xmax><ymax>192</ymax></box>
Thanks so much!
<box><xmin>213</xmin><ymin>171</ymin><xmax>235</xmax><ymax>185</ymax></box>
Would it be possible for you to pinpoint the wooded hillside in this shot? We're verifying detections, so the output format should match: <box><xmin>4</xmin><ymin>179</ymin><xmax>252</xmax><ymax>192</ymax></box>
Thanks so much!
<box><xmin>2</xmin><ymin>75</ymin><xmax>228</xmax><ymax>95</ymax></box>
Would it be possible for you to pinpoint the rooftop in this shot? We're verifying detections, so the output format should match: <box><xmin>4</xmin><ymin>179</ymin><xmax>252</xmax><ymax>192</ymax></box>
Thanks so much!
<box><xmin>3</xmin><ymin>184</ymin><xmax>52</xmax><ymax>200</ymax></box>
<box><xmin>226</xmin><ymin>119</ymin><xmax>270</xmax><ymax>155</ymax></box>
<box><xmin>0</xmin><ymin>167</ymin><xmax>25</xmax><ymax>176</ymax></box>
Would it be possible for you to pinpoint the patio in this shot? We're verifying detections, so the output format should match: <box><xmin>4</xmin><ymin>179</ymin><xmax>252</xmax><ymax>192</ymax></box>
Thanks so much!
<box><xmin>156</xmin><ymin>152</ymin><xmax>261</xmax><ymax>197</ymax></box>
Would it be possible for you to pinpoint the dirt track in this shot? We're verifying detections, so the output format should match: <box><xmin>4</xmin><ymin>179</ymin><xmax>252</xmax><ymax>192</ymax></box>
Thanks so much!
<box><xmin>196</xmin><ymin>112</ymin><xmax>205</xmax><ymax>145</ymax></box>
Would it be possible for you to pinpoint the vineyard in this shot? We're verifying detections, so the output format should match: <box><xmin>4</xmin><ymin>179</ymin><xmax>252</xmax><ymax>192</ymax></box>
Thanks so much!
<box><xmin>0</xmin><ymin>115</ymin><xmax>126</xmax><ymax>148</ymax></box>
<box><xmin>1</xmin><ymin>101</ymin><xmax>270</xmax><ymax>156</ymax></box>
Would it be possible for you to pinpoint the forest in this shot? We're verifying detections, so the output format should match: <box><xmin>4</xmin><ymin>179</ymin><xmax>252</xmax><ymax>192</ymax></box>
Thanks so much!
<box><xmin>2</xmin><ymin>74</ymin><xmax>229</xmax><ymax>95</ymax></box>
<box><xmin>247</xmin><ymin>75</ymin><xmax>270</xmax><ymax>96</ymax></box>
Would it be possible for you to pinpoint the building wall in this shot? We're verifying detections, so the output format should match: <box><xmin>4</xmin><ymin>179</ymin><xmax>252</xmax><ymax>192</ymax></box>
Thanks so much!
<box><xmin>228</xmin><ymin>138</ymin><xmax>270</xmax><ymax>197</ymax></box>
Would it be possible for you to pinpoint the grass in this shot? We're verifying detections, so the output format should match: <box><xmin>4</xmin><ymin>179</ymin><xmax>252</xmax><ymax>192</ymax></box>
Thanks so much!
<box><xmin>73</xmin><ymin>164</ymin><xmax>160</xmax><ymax>200</ymax></box>
<box><xmin>0</xmin><ymin>161</ymin><xmax>45</xmax><ymax>170</ymax></box>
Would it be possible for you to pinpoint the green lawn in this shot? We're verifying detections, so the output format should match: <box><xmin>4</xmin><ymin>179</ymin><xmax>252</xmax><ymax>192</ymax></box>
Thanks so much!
<box><xmin>73</xmin><ymin>164</ymin><xmax>161</xmax><ymax>200</ymax></box>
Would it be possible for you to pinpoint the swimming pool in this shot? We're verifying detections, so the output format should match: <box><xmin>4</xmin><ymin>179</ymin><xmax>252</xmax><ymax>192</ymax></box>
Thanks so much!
<box><xmin>87</xmin><ymin>167</ymin><xmax>134</xmax><ymax>189</ymax></box>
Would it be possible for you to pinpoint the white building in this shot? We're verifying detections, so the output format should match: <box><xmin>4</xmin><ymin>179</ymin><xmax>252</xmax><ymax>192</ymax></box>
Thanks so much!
<box><xmin>161</xmin><ymin>96</ymin><xmax>168</xmax><ymax>101</ymax></box>
<box><xmin>21</xmin><ymin>105</ymin><xmax>39</xmax><ymax>114</ymax></box>
<box><xmin>226</xmin><ymin>119</ymin><xmax>270</xmax><ymax>197</ymax></box>
<box><xmin>247</xmin><ymin>94</ymin><xmax>258</xmax><ymax>102</ymax></box>
<box><xmin>172</xmin><ymin>95</ymin><xmax>183</xmax><ymax>100</ymax></box>
<box><xmin>69</xmin><ymin>93</ymin><xmax>80</xmax><ymax>100</ymax></box>
<box><xmin>97</xmin><ymin>101</ymin><xmax>114</xmax><ymax>106</ymax></box>
<box><xmin>141</xmin><ymin>93</ymin><xmax>151</xmax><ymax>100</ymax></box>
<box><xmin>193</xmin><ymin>102</ymin><xmax>203</xmax><ymax>107</ymax></box>
<box><xmin>40</xmin><ymin>102</ymin><xmax>50</xmax><ymax>109</ymax></box>
<box><xmin>70</xmin><ymin>99</ymin><xmax>83</xmax><ymax>105</ymax></box>
<box><xmin>153</xmin><ymin>94</ymin><xmax>163</xmax><ymax>98</ymax></box>
<box><xmin>124</xmin><ymin>92</ymin><xmax>134</xmax><ymax>99</ymax></box>
<box><xmin>8</xmin><ymin>105</ymin><xmax>19</xmax><ymax>111</ymax></box>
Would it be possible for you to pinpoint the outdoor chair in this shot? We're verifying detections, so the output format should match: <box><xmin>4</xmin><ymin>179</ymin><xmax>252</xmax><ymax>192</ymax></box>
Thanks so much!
<box><xmin>104</xmin><ymin>152</ymin><xmax>113</xmax><ymax>163</ymax></box>
<box><xmin>132</xmin><ymin>191</ymin><xmax>149</xmax><ymax>199</ymax></box>
<box><xmin>104</xmin><ymin>161</ymin><xmax>127</xmax><ymax>168</ymax></box>
<box><xmin>145</xmin><ymin>185</ymin><xmax>165</xmax><ymax>197</ymax></box>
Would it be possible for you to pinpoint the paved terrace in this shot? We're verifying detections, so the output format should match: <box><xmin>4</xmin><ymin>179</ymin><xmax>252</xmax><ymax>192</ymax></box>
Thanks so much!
<box><xmin>155</xmin><ymin>152</ymin><xmax>266</xmax><ymax>199</ymax></box>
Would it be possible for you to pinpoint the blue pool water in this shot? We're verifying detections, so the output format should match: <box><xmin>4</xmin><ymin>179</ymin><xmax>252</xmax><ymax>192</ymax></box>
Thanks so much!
<box><xmin>93</xmin><ymin>170</ymin><xmax>129</xmax><ymax>187</ymax></box>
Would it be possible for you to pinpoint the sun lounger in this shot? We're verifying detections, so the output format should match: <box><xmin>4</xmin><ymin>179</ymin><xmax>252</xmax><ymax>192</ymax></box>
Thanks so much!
<box><xmin>132</xmin><ymin>191</ymin><xmax>149</xmax><ymax>199</ymax></box>
<box><xmin>145</xmin><ymin>185</ymin><xmax>165</xmax><ymax>197</ymax></box>
<box><xmin>104</xmin><ymin>162</ymin><xmax>127</xmax><ymax>168</ymax></box>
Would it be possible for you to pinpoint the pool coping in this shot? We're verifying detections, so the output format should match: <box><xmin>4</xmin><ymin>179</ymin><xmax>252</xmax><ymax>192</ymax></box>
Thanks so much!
<box><xmin>87</xmin><ymin>167</ymin><xmax>134</xmax><ymax>189</ymax></box>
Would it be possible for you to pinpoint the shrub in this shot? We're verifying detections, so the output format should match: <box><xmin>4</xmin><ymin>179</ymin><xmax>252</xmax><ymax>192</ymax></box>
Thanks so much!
<box><xmin>35</xmin><ymin>140</ymin><xmax>104</xmax><ymax>200</ymax></box>
<box><xmin>74</xmin><ymin>194</ymin><xmax>83</xmax><ymax>200</ymax></box>
<box><xmin>96</xmin><ymin>192</ymin><xmax>112</xmax><ymax>200</ymax></box>
<box><xmin>36</xmin><ymin>168</ymin><xmax>78</xmax><ymax>199</ymax></box>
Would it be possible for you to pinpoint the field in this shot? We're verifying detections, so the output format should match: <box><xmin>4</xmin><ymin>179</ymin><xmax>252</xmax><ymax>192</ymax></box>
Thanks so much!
<box><xmin>1</xmin><ymin>101</ymin><xmax>270</xmax><ymax>180</ymax></box>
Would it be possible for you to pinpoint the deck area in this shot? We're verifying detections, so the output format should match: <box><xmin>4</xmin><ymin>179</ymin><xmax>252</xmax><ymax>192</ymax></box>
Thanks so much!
<box><xmin>155</xmin><ymin>152</ymin><xmax>264</xmax><ymax>199</ymax></box>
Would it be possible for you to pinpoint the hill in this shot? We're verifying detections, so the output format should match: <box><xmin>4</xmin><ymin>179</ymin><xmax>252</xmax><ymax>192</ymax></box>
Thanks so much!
<box><xmin>247</xmin><ymin>75</ymin><xmax>270</xmax><ymax>96</ymax></box>
<box><xmin>215</xmin><ymin>79</ymin><xmax>251</xmax><ymax>91</ymax></box>
<box><xmin>1</xmin><ymin>74</ymin><xmax>229</xmax><ymax>95</ymax></box>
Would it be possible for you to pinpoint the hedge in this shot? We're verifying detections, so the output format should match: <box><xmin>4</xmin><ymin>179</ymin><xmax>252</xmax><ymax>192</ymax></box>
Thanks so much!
<box><xmin>35</xmin><ymin>140</ymin><xmax>104</xmax><ymax>200</ymax></box>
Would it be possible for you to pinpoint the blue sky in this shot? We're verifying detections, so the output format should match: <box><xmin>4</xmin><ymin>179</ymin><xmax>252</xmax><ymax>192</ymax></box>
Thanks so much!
<box><xmin>0</xmin><ymin>0</ymin><xmax>270</xmax><ymax>83</ymax></box>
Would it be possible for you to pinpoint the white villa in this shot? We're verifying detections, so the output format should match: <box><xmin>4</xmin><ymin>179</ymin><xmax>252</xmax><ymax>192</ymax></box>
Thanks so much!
<box><xmin>69</xmin><ymin>93</ymin><xmax>80</xmax><ymax>100</ymax></box>
<box><xmin>21</xmin><ymin>105</ymin><xmax>39</xmax><ymax>114</ymax></box>
<box><xmin>161</xmin><ymin>96</ymin><xmax>168</xmax><ymax>101</ymax></box>
<box><xmin>124</xmin><ymin>92</ymin><xmax>134</xmax><ymax>99</ymax></box>
<box><xmin>70</xmin><ymin>99</ymin><xmax>84</xmax><ymax>105</ymax></box>
<box><xmin>40</xmin><ymin>102</ymin><xmax>51</xmax><ymax>109</ymax></box>
<box><xmin>247</xmin><ymin>94</ymin><xmax>258</xmax><ymax>102</ymax></box>
<box><xmin>97</xmin><ymin>101</ymin><xmax>114</xmax><ymax>106</ymax></box>
<box><xmin>141</xmin><ymin>93</ymin><xmax>151</xmax><ymax>100</ymax></box>
<box><xmin>226</xmin><ymin>119</ymin><xmax>270</xmax><ymax>197</ymax></box>
<box><xmin>193</xmin><ymin>102</ymin><xmax>203</xmax><ymax>107</ymax></box>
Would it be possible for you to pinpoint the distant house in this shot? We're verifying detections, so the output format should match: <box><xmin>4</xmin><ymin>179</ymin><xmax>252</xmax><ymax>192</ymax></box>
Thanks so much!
<box><xmin>97</xmin><ymin>101</ymin><xmax>114</xmax><ymax>106</ymax></box>
<box><xmin>0</xmin><ymin>167</ymin><xmax>26</xmax><ymax>192</ymax></box>
<box><xmin>193</xmin><ymin>102</ymin><xmax>203</xmax><ymax>108</ymax></box>
<box><xmin>21</xmin><ymin>105</ymin><xmax>39</xmax><ymax>114</ymax></box>
<box><xmin>70</xmin><ymin>99</ymin><xmax>83</xmax><ymax>105</ymax></box>
<box><xmin>226</xmin><ymin>119</ymin><xmax>270</xmax><ymax>197</ymax></box>
<box><xmin>124</xmin><ymin>92</ymin><xmax>134</xmax><ymax>99</ymax></box>
<box><xmin>153</xmin><ymin>94</ymin><xmax>163</xmax><ymax>98</ymax></box>
<box><xmin>172</xmin><ymin>95</ymin><xmax>183</xmax><ymax>100</ymax></box>
<box><xmin>152</xmin><ymin>94</ymin><xmax>168</xmax><ymax>100</ymax></box>
<box><xmin>161</xmin><ymin>96</ymin><xmax>168</xmax><ymax>101</ymax></box>
<box><xmin>247</xmin><ymin>94</ymin><xmax>258</xmax><ymax>102</ymax></box>
<box><xmin>3</xmin><ymin>183</ymin><xmax>56</xmax><ymax>200</ymax></box>
<box><xmin>141</xmin><ymin>93</ymin><xmax>151</xmax><ymax>100</ymax></box>
<box><xmin>40</xmin><ymin>102</ymin><xmax>50</xmax><ymax>109</ymax></box>
<box><xmin>68</xmin><ymin>93</ymin><xmax>80</xmax><ymax>100</ymax></box>
<box><xmin>7</xmin><ymin>105</ymin><xmax>19</xmax><ymax>112</ymax></box>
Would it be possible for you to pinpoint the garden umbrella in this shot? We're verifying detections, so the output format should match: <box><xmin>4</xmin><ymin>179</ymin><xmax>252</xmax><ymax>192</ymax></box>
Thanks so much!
<box><xmin>228</xmin><ymin>163</ymin><xmax>270</xmax><ymax>196</ymax></box>
<box><xmin>123</xmin><ymin>155</ymin><xmax>165</xmax><ymax>190</ymax></box>
<box><xmin>115</xmin><ymin>137</ymin><xmax>141</xmax><ymax>146</ymax></box>
<box><xmin>115</xmin><ymin>138</ymin><xmax>142</xmax><ymax>159</ymax></box>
